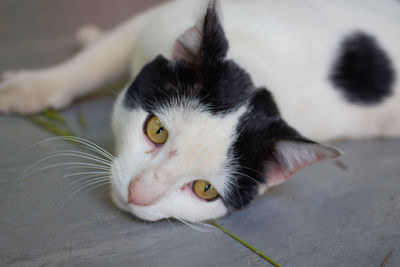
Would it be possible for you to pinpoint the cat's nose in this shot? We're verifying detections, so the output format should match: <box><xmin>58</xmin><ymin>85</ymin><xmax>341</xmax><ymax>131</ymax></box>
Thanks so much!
<box><xmin>128</xmin><ymin>176</ymin><xmax>165</xmax><ymax>206</ymax></box>
<box><xmin>128</xmin><ymin>179</ymin><xmax>151</xmax><ymax>206</ymax></box>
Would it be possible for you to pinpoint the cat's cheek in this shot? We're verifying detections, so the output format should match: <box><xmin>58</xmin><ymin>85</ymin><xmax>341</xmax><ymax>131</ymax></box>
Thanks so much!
<box><xmin>111</xmin><ymin>188</ymin><xmax>130</xmax><ymax>212</ymax></box>
<box><xmin>142</xmin><ymin>132</ymin><xmax>159</xmax><ymax>154</ymax></box>
<box><xmin>109</xmin><ymin>160</ymin><xmax>132</xmax><ymax>211</ymax></box>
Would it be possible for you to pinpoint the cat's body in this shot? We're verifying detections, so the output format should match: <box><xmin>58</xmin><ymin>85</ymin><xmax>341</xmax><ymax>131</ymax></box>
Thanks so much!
<box><xmin>127</xmin><ymin>0</ymin><xmax>400</xmax><ymax>141</ymax></box>
<box><xmin>1</xmin><ymin>0</ymin><xmax>400</xmax><ymax>222</ymax></box>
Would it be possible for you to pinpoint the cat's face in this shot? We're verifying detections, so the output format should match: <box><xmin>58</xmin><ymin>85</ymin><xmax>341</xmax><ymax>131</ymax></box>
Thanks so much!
<box><xmin>109</xmin><ymin>1</ymin><xmax>340</xmax><ymax>222</ymax></box>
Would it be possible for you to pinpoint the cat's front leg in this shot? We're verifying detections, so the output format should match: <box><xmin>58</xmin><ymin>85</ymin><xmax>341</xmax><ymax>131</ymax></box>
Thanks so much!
<box><xmin>0</xmin><ymin>12</ymin><xmax>148</xmax><ymax>114</ymax></box>
<box><xmin>0</xmin><ymin>69</ymin><xmax>74</xmax><ymax>114</ymax></box>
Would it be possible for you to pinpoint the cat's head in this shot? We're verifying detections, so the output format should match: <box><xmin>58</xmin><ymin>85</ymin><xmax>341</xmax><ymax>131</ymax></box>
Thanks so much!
<box><xmin>110</xmin><ymin>1</ymin><xmax>340</xmax><ymax>222</ymax></box>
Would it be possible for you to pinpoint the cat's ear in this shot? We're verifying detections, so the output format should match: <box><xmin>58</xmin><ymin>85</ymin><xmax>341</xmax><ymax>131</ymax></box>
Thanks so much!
<box><xmin>266</xmin><ymin>140</ymin><xmax>341</xmax><ymax>186</ymax></box>
<box><xmin>172</xmin><ymin>0</ymin><xmax>228</xmax><ymax>63</ymax></box>
<box><xmin>245</xmin><ymin>89</ymin><xmax>342</xmax><ymax>187</ymax></box>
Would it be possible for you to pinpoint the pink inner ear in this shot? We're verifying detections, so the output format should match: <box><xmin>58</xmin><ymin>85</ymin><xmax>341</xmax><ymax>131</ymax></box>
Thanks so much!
<box><xmin>171</xmin><ymin>24</ymin><xmax>202</xmax><ymax>62</ymax></box>
<box><xmin>172</xmin><ymin>36</ymin><xmax>195</xmax><ymax>62</ymax></box>
<box><xmin>267</xmin><ymin>161</ymin><xmax>300</xmax><ymax>187</ymax></box>
<box><xmin>266</xmin><ymin>142</ymin><xmax>341</xmax><ymax>187</ymax></box>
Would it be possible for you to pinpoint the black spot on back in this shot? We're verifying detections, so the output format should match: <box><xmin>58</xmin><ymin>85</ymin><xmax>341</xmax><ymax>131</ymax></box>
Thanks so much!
<box><xmin>330</xmin><ymin>31</ymin><xmax>395</xmax><ymax>104</ymax></box>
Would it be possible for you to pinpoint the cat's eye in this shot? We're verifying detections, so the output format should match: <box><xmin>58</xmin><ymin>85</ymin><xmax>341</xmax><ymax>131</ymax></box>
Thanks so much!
<box><xmin>145</xmin><ymin>116</ymin><xmax>168</xmax><ymax>144</ymax></box>
<box><xmin>192</xmin><ymin>180</ymin><xmax>219</xmax><ymax>201</ymax></box>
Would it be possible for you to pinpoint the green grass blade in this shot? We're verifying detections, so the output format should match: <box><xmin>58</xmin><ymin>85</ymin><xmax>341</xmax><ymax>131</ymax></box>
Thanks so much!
<box><xmin>78</xmin><ymin>109</ymin><xmax>87</xmax><ymax>128</ymax></box>
<box><xmin>26</xmin><ymin>116</ymin><xmax>76</xmax><ymax>137</ymax></box>
<box><xmin>41</xmin><ymin>108</ymin><xmax>66</xmax><ymax>124</ymax></box>
<box><xmin>208</xmin><ymin>220</ymin><xmax>282</xmax><ymax>267</ymax></box>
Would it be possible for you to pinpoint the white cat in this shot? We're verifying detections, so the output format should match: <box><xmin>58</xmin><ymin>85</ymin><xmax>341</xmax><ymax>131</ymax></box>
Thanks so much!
<box><xmin>1</xmin><ymin>0</ymin><xmax>399</xmax><ymax>222</ymax></box>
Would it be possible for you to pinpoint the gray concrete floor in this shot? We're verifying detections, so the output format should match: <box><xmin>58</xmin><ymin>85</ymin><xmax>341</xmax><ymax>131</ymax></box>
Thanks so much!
<box><xmin>0</xmin><ymin>1</ymin><xmax>399</xmax><ymax>266</ymax></box>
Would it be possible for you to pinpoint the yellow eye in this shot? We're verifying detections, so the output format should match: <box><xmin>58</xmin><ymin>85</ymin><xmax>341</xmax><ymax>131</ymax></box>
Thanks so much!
<box><xmin>192</xmin><ymin>180</ymin><xmax>219</xmax><ymax>201</ymax></box>
<box><xmin>145</xmin><ymin>116</ymin><xmax>168</xmax><ymax>144</ymax></box>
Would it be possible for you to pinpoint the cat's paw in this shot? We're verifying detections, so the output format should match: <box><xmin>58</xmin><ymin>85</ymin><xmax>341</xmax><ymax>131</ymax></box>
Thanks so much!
<box><xmin>0</xmin><ymin>70</ymin><xmax>71</xmax><ymax>114</ymax></box>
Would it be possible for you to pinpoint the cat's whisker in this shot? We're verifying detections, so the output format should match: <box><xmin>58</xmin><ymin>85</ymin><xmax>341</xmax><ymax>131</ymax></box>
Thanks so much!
<box><xmin>58</xmin><ymin>161</ymin><xmax>110</xmax><ymax>168</ymax></box>
<box><xmin>69</xmin><ymin>164</ymin><xmax>110</xmax><ymax>178</ymax></box>
<box><xmin>52</xmin><ymin>136</ymin><xmax>115</xmax><ymax>160</ymax></box>
<box><xmin>77</xmin><ymin>180</ymin><xmax>110</xmax><ymax>198</ymax></box>
<box><xmin>61</xmin><ymin>164</ymin><xmax>111</xmax><ymax>172</ymax></box>
<box><xmin>65</xmin><ymin>176</ymin><xmax>109</xmax><ymax>198</ymax></box>
<box><xmin>226</xmin><ymin>180</ymin><xmax>244</xmax><ymax>210</ymax></box>
<box><xmin>237</xmin><ymin>165</ymin><xmax>265</xmax><ymax>176</ymax></box>
<box><xmin>225</xmin><ymin>167</ymin><xmax>262</xmax><ymax>209</ymax></box>
<box><xmin>63</xmin><ymin>176</ymin><xmax>110</xmax><ymax>198</ymax></box>
<box><xmin>63</xmin><ymin>171</ymin><xmax>110</xmax><ymax>178</ymax></box>
<box><xmin>63</xmin><ymin>175</ymin><xmax>109</xmax><ymax>194</ymax></box>
<box><xmin>173</xmin><ymin>216</ymin><xmax>213</xmax><ymax>232</ymax></box>
<box><xmin>58</xmin><ymin>179</ymin><xmax>110</xmax><ymax>212</ymax></box>
<box><xmin>165</xmin><ymin>217</ymin><xmax>177</xmax><ymax>231</ymax></box>
<box><xmin>51</xmin><ymin>150</ymin><xmax>112</xmax><ymax>165</ymax></box>
<box><xmin>12</xmin><ymin>136</ymin><xmax>114</xmax><ymax>164</ymax></box>
<box><xmin>18</xmin><ymin>161</ymin><xmax>110</xmax><ymax>182</ymax></box>
<box><xmin>83</xmin><ymin>182</ymin><xmax>109</xmax><ymax>199</ymax></box>
<box><xmin>18</xmin><ymin>151</ymin><xmax>111</xmax><ymax>182</ymax></box>
<box><xmin>60</xmin><ymin>174</ymin><xmax>109</xmax><ymax>196</ymax></box>
<box><xmin>61</xmin><ymin>136</ymin><xmax>115</xmax><ymax>160</ymax></box>
<box><xmin>229</xmin><ymin>170</ymin><xmax>260</xmax><ymax>185</ymax></box>
<box><xmin>21</xmin><ymin>149</ymin><xmax>111</xmax><ymax>176</ymax></box>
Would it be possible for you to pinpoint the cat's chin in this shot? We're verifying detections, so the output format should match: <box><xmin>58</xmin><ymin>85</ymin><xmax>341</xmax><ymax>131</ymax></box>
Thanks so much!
<box><xmin>110</xmin><ymin>189</ymin><xmax>130</xmax><ymax>212</ymax></box>
<box><xmin>111</xmin><ymin>186</ymin><xmax>228</xmax><ymax>222</ymax></box>
<box><xmin>127</xmin><ymin>205</ymin><xmax>166</xmax><ymax>222</ymax></box>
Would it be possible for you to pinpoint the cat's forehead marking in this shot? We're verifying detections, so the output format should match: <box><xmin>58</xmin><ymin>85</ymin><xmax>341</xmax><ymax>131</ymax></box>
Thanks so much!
<box><xmin>123</xmin><ymin>55</ymin><xmax>254</xmax><ymax>116</ymax></box>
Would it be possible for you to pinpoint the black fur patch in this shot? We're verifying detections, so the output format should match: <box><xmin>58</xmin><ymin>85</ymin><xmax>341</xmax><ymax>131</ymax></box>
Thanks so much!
<box><xmin>224</xmin><ymin>89</ymin><xmax>313</xmax><ymax>210</ymax></box>
<box><xmin>124</xmin><ymin>3</ymin><xmax>253</xmax><ymax>114</ymax></box>
<box><xmin>330</xmin><ymin>32</ymin><xmax>395</xmax><ymax>104</ymax></box>
<box><xmin>123</xmin><ymin>55</ymin><xmax>254</xmax><ymax>114</ymax></box>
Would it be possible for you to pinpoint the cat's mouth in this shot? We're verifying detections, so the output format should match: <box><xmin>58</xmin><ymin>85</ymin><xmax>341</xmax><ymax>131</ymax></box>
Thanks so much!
<box><xmin>110</xmin><ymin>184</ymin><xmax>165</xmax><ymax>221</ymax></box>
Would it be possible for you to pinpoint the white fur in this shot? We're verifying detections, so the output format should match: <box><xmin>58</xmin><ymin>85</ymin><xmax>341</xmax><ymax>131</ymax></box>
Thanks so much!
<box><xmin>111</xmin><ymin>88</ymin><xmax>246</xmax><ymax>221</ymax></box>
<box><xmin>1</xmin><ymin>0</ymin><xmax>400</xmax><ymax>221</ymax></box>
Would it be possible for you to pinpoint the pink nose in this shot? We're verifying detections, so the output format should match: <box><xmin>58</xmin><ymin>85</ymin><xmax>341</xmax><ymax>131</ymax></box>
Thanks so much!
<box><xmin>128</xmin><ymin>179</ymin><xmax>149</xmax><ymax>206</ymax></box>
<box><xmin>128</xmin><ymin>177</ymin><xmax>162</xmax><ymax>206</ymax></box>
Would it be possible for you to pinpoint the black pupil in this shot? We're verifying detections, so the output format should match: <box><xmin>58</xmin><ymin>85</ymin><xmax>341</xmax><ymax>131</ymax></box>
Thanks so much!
<box><xmin>204</xmin><ymin>184</ymin><xmax>211</xmax><ymax>192</ymax></box>
<box><xmin>156</xmin><ymin>127</ymin><xmax>163</xmax><ymax>134</ymax></box>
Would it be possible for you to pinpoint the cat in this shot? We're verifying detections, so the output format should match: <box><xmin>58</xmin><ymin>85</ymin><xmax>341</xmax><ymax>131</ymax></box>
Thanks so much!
<box><xmin>1</xmin><ymin>0</ymin><xmax>399</xmax><ymax>222</ymax></box>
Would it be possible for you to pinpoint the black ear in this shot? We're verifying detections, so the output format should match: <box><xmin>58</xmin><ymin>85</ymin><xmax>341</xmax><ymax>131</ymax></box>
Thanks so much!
<box><xmin>172</xmin><ymin>0</ymin><xmax>228</xmax><ymax>64</ymax></box>
<box><xmin>239</xmin><ymin>89</ymin><xmax>342</xmax><ymax>187</ymax></box>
